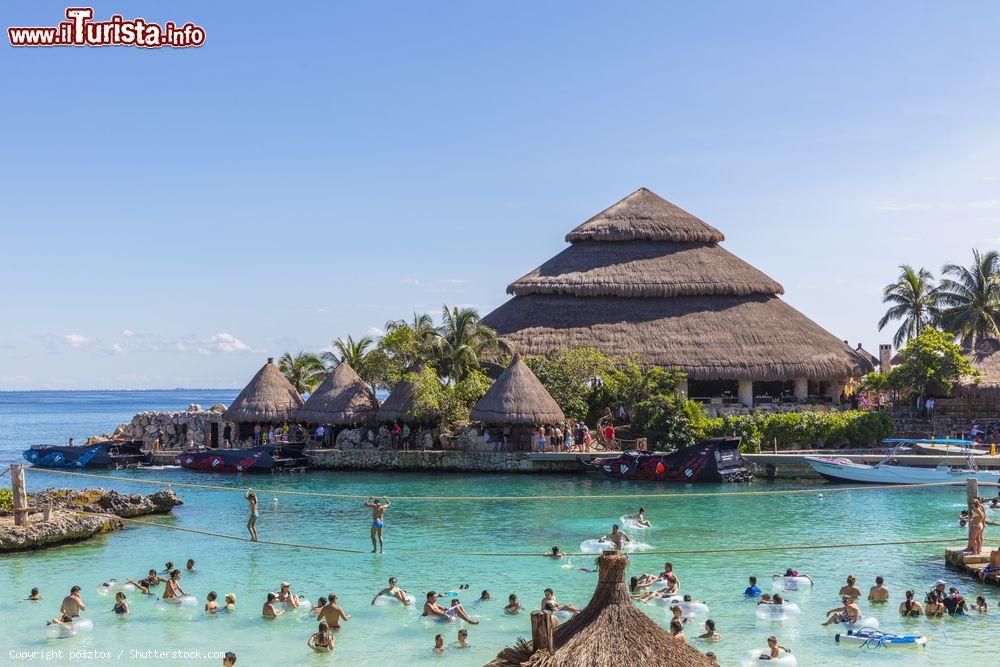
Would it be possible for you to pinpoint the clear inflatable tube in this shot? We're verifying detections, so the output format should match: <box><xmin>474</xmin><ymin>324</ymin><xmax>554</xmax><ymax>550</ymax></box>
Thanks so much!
<box><xmin>373</xmin><ymin>593</ymin><xmax>416</xmax><ymax>606</ymax></box>
<box><xmin>741</xmin><ymin>649</ymin><xmax>797</xmax><ymax>666</ymax></box>
<box><xmin>674</xmin><ymin>601</ymin><xmax>710</xmax><ymax>618</ymax></box>
<box><xmin>97</xmin><ymin>580</ymin><xmax>137</xmax><ymax>596</ymax></box>
<box><xmin>824</xmin><ymin>616</ymin><xmax>879</xmax><ymax>631</ymax></box>
<box><xmin>618</xmin><ymin>515</ymin><xmax>650</xmax><ymax>530</ymax></box>
<box><xmin>579</xmin><ymin>539</ymin><xmax>651</xmax><ymax>553</ymax></box>
<box><xmin>771</xmin><ymin>575</ymin><xmax>812</xmax><ymax>590</ymax></box>
<box><xmin>155</xmin><ymin>595</ymin><xmax>198</xmax><ymax>611</ymax></box>
<box><xmin>553</xmin><ymin>609</ymin><xmax>574</xmax><ymax>622</ymax></box>
<box><xmin>652</xmin><ymin>594</ymin><xmax>682</xmax><ymax>607</ymax></box>
<box><xmin>45</xmin><ymin>617</ymin><xmax>93</xmax><ymax>639</ymax></box>
<box><xmin>755</xmin><ymin>602</ymin><xmax>802</xmax><ymax>620</ymax></box>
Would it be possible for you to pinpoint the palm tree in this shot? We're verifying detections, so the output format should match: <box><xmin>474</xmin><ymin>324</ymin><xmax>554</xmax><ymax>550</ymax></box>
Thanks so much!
<box><xmin>383</xmin><ymin>312</ymin><xmax>438</xmax><ymax>366</ymax></box>
<box><xmin>277</xmin><ymin>351</ymin><xmax>326</xmax><ymax>395</ymax></box>
<box><xmin>877</xmin><ymin>265</ymin><xmax>940</xmax><ymax>347</ymax></box>
<box><xmin>433</xmin><ymin>305</ymin><xmax>511</xmax><ymax>381</ymax></box>
<box><xmin>322</xmin><ymin>334</ymin><xmax>375</xmax><ymax>369</ymax></box>
<box><xmin>938</xmin><ymin>249</ymin><xmax>1000</xmax><ymax>347</ymax></box>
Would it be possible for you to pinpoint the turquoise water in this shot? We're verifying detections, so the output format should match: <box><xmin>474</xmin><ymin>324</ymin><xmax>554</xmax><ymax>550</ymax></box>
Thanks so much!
<box><xmin>1</xmin><ymin>392</ymin><xmax>999</xmax><ymax>666</ymax></box>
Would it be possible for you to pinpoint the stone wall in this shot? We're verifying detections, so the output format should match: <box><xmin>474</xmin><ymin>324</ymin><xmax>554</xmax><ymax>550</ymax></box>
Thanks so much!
<box><xmin>110</xmin><ymin>404</ymin><xmax>228</xmax><ymax>450</ymax></box>
<box><xmin>306</xmin><ymin>449</ymin><xmax>590</xmax><ymax>474</ymax></box>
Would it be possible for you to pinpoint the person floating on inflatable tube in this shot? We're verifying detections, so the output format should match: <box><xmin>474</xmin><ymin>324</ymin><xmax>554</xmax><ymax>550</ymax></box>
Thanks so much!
<box><xmin>626</xmin><ymin>507</ymin><xmax>652</xmax><ymax>528</ymax></box>
<box><xmin>758</xmin><ymin>635</ymin><xmax>792</xmax><ymax>661</ymax></box>
<box><xmin>127</xmin><ymin>569</ymin><xmax>162</xmax><ymax>595</ymax></box>
<box><xmin>821</xmin><ymin>595</ymin><xmax>861</xmax><ymax>626</ymax></box>
<box><xmin>422</xmin><ymin>592</ymin><xmax>454</xmax><ymax>621</ymax></box>
<box><xmin>364</xmin><ymin>496</ymin><xmax>391</xmax><ymax>553</ymax></box>
<box><xmin>541</xmin><ymin>588</ymin><xmax>580</xmax><ymax>617</ymax></box>
<box><xmin>370</xmin><ymin>577</ymin><xmax>412</xmax><ymax>605</ymax></box>
<box><xmin>660</xmin><ymin>562</ymin><xmax>681</xmax><ymax>590</ymax></box>
<box><xmin>162</xmin><ymin>570</ymin><xmax>186</xmax><ymax>602</ymax></box>
<box><xmin>598</xmin><ymin>524</ymin><xmax>631</xmax><ymax>550</ymax></box>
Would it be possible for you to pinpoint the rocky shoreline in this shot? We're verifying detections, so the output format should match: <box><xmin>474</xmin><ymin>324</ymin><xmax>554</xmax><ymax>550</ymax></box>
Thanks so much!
<box><xmin>0</xmin><ymin>488</ymin><xmax>182</xmax><ymax>552</ymax></box>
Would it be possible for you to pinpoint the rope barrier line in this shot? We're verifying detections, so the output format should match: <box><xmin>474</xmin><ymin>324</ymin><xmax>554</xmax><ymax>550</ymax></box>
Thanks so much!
<box><xmin>24</xmin><ymin>467</ymin><xmax>994</xmax><ymax>501</ymax></box>
<box><xmin>70</xmin><ymin>509</ymin><xmax>992</xmax><ymax>558</ymax></box>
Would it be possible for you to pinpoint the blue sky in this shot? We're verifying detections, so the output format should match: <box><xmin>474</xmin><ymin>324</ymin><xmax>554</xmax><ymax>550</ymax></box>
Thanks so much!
<box><xmin>2</xmin><ymin>1</ymin><xmax>999</xmax><ymax>389</ymax></box>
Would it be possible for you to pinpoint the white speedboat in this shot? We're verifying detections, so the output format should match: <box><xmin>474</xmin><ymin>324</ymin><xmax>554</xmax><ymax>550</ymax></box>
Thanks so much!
<box><xmin>805</xmin><ymin>440</ymin><xmax>1000</xmax><ymax>485</ymax></box>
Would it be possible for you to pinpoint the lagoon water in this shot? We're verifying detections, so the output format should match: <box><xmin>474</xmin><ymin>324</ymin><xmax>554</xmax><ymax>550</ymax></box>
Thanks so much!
<box><xmin>1</xmin><ymin>391</ymin><xmax>998</xmax><ymax>666</ymax></box>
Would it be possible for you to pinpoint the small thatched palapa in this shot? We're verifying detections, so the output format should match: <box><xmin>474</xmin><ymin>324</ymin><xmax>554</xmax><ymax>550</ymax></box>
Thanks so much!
<box><xmin>470</xmin><ymin>355</ymin><xmax>565</xmax><ymax>425</ymax></box>
<box><xmin>376</xmin><ymin>365</ymin><xmax>430</xmax><ymax>423</ymax></box>
<box><xmin>223</xmin><ymin>358</ymin><xmax>304</xmax><ymax>423</ymax></box>
<box><xmin>956</xmin><ymin>338</ymin><xmax>1000</xmax><ymax>395</ymax></box>
<box><xmin>295</xmin><ymin>363</ymin><xmax>377</xmax><ymax>425</ymax></box>
<box><xmin>487</xmin><ymin>551</ymin><xmax>715</xmax><ymax>667</ymax></box>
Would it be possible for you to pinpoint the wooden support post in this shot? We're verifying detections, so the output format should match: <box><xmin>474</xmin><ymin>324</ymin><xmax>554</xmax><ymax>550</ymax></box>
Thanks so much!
<box><xmin>530</xmin><ymin>610</ymin><xmax>555</xmax><ymax>654</ymax></box>
<box><xmin>968</xmin><ymin>478</ymin><xmax>979</xmax><ymax>512</ymax></box>
<box><xmin>11</xmin><ymin>463</ymin><xmax>28</xmax><ymax>526</ymax></box>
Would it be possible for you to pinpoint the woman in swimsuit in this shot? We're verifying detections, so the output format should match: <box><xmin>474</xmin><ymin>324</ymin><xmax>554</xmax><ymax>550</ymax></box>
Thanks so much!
<box><xmin>968</xmin><ymin>497</ymin><xmax>986</xmax><ymax>554</ymax></box>
<box><xmin>224</xmin><ymin>594</ymin><xmax>236</xmax><ymax>611</ymax></box>
<box><xmin>245</xmin><ymin>489</ymin><xmax>259</xmax><ymax>542</ymax></box>
<box><xmin>975</xmin><ymin>595</ymin><xmax>988</xmax><ymax>612</ymax></box>
<box><xmin>307</xmin><ymin>621</ymin><xmax>334</xmax><ymax>653</ymax></box>
<box><xmin>924</xmin><ymin>591</ymin><xmax>945</xmax><ymax>617</ymax></box>
<box><xmin>898</xmin><ymin>589</ymin><xmax>922</xmax><ymax>617</ymax></box>
<box><xmin>113</xmin><ymin>592</ymin><xmax>129</xmax><ymax>615</ymax></box>
<box><xmin>162</xmin><ymin>570</ymin><xmax>184</xmax><ymax>601</ymax></box>
<box><xmin>504</xmin><ymin>594</ymin><xmax>523</xmax><ymax>614</ymax></box>
<box><xmin>541</xmin><ymin>588</ymin><xmax>580</xmax><ymax>615</ymax></box>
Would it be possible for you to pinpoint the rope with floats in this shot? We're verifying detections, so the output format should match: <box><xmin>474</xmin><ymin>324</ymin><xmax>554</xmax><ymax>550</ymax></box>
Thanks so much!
<box><xmin>24</xmin><ymin>467</ymin><xmax>997</xmax><ymax>501</ymax></box>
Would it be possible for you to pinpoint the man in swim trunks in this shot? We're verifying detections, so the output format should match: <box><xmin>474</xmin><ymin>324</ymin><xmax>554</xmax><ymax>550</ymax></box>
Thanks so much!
<box><xmin>317</xmin><ymin>593</ymin><xmax>350</xmax><ymax>630</ymax></box>
<box><xmin>867</xmin><ymin>575</ymin><xmax>889</xmax><ymax>603</ymax></box>
<box><xmin>838</xmin><ymin>575</ymin><xmax>861</xmax><ymax>599</ymax></box>
<box><xmin>364</xmin><ymin>496</ymin><xmax>390</xmax><ymax>553</ymax></box>
<box><xmin>371</xmin><ymin>577</ymin><xmax>412</xmax><ymax>605</ymax></box>
<box><xmin>599</xmin><ymin>524</ymin><xmax>631</xmax><ymax>550</ymax></box>
<box><xmin>127</xmin><ymin>569</ymin><xmax>162</xmax><ymax>595</ymax></box>
<box><xmin>821</xmin><ymin>595</ymin><xmax>860</xmax><ymax>625</ymax></box>
<box><xmin>262</xmin><ymin>592</ymin><xmax>284</xmax><ymax>619</ymax></box>
<box><xmin>60</xmin><ymin>586</ymin><xmax>85</xmax><ymax>618</ymax></box>
<box><xmin>423</xmin><ymin>592</ymin><xmax>453</xmax><ymax>621</ymax></box>
<box><xmin>629</xmin><ymin>507</ymin><xmax>651</xmax><ymax>527</ymax></box>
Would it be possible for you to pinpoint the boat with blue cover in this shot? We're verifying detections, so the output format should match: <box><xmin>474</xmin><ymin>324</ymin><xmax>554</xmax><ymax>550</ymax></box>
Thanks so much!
<box><xmin>23</xmin><ymin>440</ymin><xmax>149</xmax><ymax>469</ymax></box>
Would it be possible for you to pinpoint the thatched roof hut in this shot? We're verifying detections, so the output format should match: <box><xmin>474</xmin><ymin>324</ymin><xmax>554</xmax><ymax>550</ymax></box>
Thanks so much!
<box><xmin>484</xmin><ymin>187</ymin><xmax>865</xmax><ymax>384</ymax></box>
<box><xmin>487</xmin><ymin>551</ymin><xmax>715</xmax><ymax>667</ymax></box>
<box><xmin>956</xmin><ymin>338</ymin><xmax>1000</xmax><ymax>396</ymax></box>
<box><xmin>223</xmin><ymin>358</ymin><xmax>304</xmax><ymax>423</ymax></box>
<box><xmin>376</xmin><ymin>365</ymin><xmax>430</xmax><ymax>423</ymax></box>
<box><xmin>295</xmin><ymin>363</ymin><xmax>377</xmax><ymax>425</ymax></box>
<box><xmin>470</xmin><ymin>355</ymin><xmax>565</xmax><ymax>425</ymax></box>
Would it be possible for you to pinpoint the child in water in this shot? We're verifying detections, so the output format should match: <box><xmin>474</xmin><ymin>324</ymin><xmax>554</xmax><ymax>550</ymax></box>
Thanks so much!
<box><xmin>113</xmin><ymin>592</ymin><xmax>129</xmax><ymax>615</ymax></box>
<box><xmin>433</xmin><ymin>634</ymin><xmax>445</xmax><ymax>653</ymax></box>
<box><xmin>975</xmin><ymin>596</ymin><xmax>988</xmax><ymax>613</ymax></box>
<box><xmin>455</xmin><ymin>628</ymin><xmax>470</xmax><ymax>648</ymax></box>
<box><xmin>758</xmin><ymin>635</ymin><xmax>791</xmax><ymax>660</ymax></box>
<box><xmin>504</xmin><ymin>594</ymin><xmax>523</xmax><ymax>614</ymax></box>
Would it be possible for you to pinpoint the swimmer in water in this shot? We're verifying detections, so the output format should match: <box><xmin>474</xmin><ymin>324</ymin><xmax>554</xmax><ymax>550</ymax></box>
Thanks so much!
<box><xmin>899</xmin><ymin>589</ymin><xmax>922</xmax><ymax>617</ymax></box>
<box><xmin>113</xmin><ymin>591</ymin><xmax>129</xmax><ymax>615</ymax></box>
<box><xmin>433</xmin><ymin>634</ymin><xmax>445</xmax><ymax>653</ymax></box>
<box><xmin>205</xmin><ymin>591</ymin><xmax>220</xmax><ymax>614</ymax></box>
<box><xmin>541</xmin><ymin>588</ymin><xmax>580</xmax><ymax>615</ymax></box>
<box><xmin>371</xmin><ymin>577</ymin><xmax>412</xmax><ymax>605</ymax></box>
<box><xmin>757</xmin><ymin>635</ymin><xmax>791</xmax><ymax>661</ymax></box>
<box><xmin>244</xmin><ymin>489</ymin><xmax>259</xmax><ymax>542</ymax></box>
<box><xmin>479</xmin><ymin>590</ymin><xmax>490</xmax><ymax>601</ymax></box>
<box><xmin>504</xmin><ymin>594</ymin><xmax>523</xmax><ymax>614</ymax></box>
<box><xmin>975</xmin><ymin>595</ymin><xmax>988</xmax><ymax>612</ymax></box>
<box><xmin>838</xmin><ymin>575</ymin><xmax>861</xmax><ymax>599</ymax></box>
<box><xmin>127</xmin><ymin>569</ymin><xmax>161</xmax><ymax>595</ymax></box>
<box><xmin>598</xmin><ymin>524</ymin><xmax>631</xmax><ymax>550</ymax></box>
<box><xmin>822</xmin><ymin>595</ymin><xmax>861</xmax><ymax>626</ymax></box>
<box><xmin>423</xmin><ymin>592</ymin><xmax>452</xmax><ymax>621</ymax></box>
<box><xmin>27</xmin><ymin>588</ymin><xmax>41</xmax><ymax>601</ymax></box>
<box><xmin>444</xmin><ymin>599</ymin><xmax>479</xmax><ymax>624</ymax></box>
<box><xmin>224</xmin><ymin>594</ymin><xmax>236</xmax><ymax>612</ymax></box>
<box><xmin>669</xmin><ymin>618</ymin><xmax>686</xmax><ymax>643</ymax></box>
<box><xmin>868</xmin><ymin>576</ymin><xmax>889</xmax><ymax>603</ymax></box>
<box><xmin>543</xmin><ymin>546</ymin><xmax>565</xmax><ymax>558</ymax></box>
<box><xmin>456</xmin><ymin>628</ymin><xmax>470</xmax><ymax>648</ymax></box>
<box><xmin>163</xmin><ymin>562</ymin><xmax>174</xmax><ymax>574</ymax></box>
<box><xmin>628</xmin><ymin>507</ymin><xmax>652</xmax><ymax>527</ymax></box>
<box><xmin>162</xmin><ymin>570</ymin><xmax>185</xmax><ymax>601</ymax></box>
<box><xmin>697</xmin><ymin>618</ymin><xmax>721</xmax><ymax>641</ymax></box>
<box><xmin>310</xmin><ymin>597</ymin><xmax>328</xmax><ymax>612</ymax></box>
<box><xmin>363</xmin><ymin>496</ymin><xmax>390</xmax><ymax>553</ymax></box>
<box><xmin>307</xmin><ymin>621</ymin><xmax>335</xmax><ymax>653</ymax></box>
<box><xmin>186</xmin><ymin>559</ymin><xmax>196</xmax><ymax>572</ymax></box>
<box><xmin>262</xmin><ymin>592</ymin><xmax>284</xmax><ymax>619</ymax></box>
<box><xmin>276</xmin><ymin>582</ymin><xmax>299</xmax><ymax>609</ymax></box>
<box><xmin>60</xmin><ymin>586</ymin><xmax>85</xmax><ymax>618</ymax></box>
<box><xmin>317</xmin><ymin>594</ymin><xmax>350</xmax><ymax>631</ymax></box>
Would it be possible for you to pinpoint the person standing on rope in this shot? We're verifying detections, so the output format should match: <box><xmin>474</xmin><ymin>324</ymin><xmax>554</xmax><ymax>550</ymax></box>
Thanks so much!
<box><xmin>364</xmin><ymin>496</ymin><xmax>390</xmax><ymax>553</ymax></box>
<box><xmin>244</xmin><ymin>489</ymin><xmax>259</xmax><ymax>542</ymax></box>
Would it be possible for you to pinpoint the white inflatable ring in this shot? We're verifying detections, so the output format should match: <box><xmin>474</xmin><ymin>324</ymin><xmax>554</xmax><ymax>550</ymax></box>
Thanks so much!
<box><xmin>374</xmin><ymin>593</ymin><xmax>415</xmax><ymax>606</ymax></box>
<box><xmin>652</xmin><ymin>594</ymin><xmax>683</xmax><ymax>607</ymax></box>
<box><xmin>741</xmin><ymin>648</ymin><xmax>797</xmax><ymax>667</ymax></box>
<box><xmin>553</xmin><ymin>609</ymin><xmax>573</xmax><ymax>622</ymax></box>
<box><xmin>619</xmin><ymin>515</ymin><xmax>650</xmax><ymax>530</ymax></box>
<box><xmin>155</xmin><ymin>595</ymin><xmax>198</xmax><ymax>611</ymax></box>
<box><xmin>281</xmin><ymin>597</ymin><xmax>309</xmax><ymax>610</ymax></box>
<box><xmin>45</xmin><ymin>617</ymin><xmax>93</xmax><ymax>639</ymax></box>
<box><xmin>825</xmin><ymin>616</ymin><xmax>879</xmax><ymax>631</ymax></box>
<box><xmin>97</xmin><ymin>581</ymin><xmax>137</xmax><ymax>596</ymax></box>
<box><xmin>755</xmin><ymin>602</ymin><xmax>802</xmax><ymax>620</ymax></box>
<box><xmin>771</xmin><ymin>575</ymin><xmax>811</xmax><ymax>590</ymax></box>
<box><xmin>674</xmin><ymin>601</ymin><xmax>710</xmax><ymax>618</ymax></box>
<box><xmin>579</xmin><ymin>539</ymin><xmax>651</xmax><ymax>553</ymax></box>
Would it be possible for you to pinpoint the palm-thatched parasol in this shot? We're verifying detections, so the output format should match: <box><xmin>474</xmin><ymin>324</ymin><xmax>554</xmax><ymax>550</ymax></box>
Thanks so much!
<box><xmin>487</xmin><ymin>551</ymin><xmax>716</xmax><ymax>667</ymax></box>
<box><xmin>295</xmin><ymin>363</ymin><xmax>377</xmax><ymax>425</ymax></box>
<box><xmin>956</xmin><ymin>337</ymin><xmax>1000</xmax><ymax>396</ymax></box>
<box><xmin>223</xmin><ymin>358</ymin><xmax>304</xmax><ymax>423</ymax></box>
<box><xmin>470</xmin><ymin>355</ymin><xmax>564</xmax><ymax>425</ymax></box>
<box><xmin>376</xmin><ymin>364</ymin><xmax>432</xmax><ymax>424</ymax></box>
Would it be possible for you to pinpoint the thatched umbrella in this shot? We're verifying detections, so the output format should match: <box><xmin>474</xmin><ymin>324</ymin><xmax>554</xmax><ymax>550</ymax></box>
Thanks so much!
<box><xmin>956</xmin><ymin>338</ymin><xmax>1000</xmax><ymax>396</ymax></box>
<box><xmin>488</xmin><ymin>551</ymin><xmax>716</xmax><ymax>667</ymax></box>
<box><xmin>376</xmin><ymin>364</ymin><xmax>431</xmax><ymax>424</ymax></box>
<box><xmin>223</xmin><ymin>358</ymin><xmax>304</xmax><ymax>423</ymax></box>
<box><xmin>295</xmin><ymin>363</ymin><xmax>377</xmax><ymax>425</ymax></box>
<box><xmin>470</xmin><ymin>355</ymin><xmax>564</xmax><ymax>425</ymax></box>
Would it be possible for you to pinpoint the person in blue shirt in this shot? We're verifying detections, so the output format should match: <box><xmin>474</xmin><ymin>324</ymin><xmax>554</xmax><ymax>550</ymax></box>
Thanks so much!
<box><xmin>744</xmin><ymin>576</ymin><xmax>762</xmax><ymax>597</ymax></box>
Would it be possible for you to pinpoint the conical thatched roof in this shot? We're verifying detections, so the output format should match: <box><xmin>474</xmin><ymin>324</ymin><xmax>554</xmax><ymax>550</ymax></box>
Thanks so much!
<box><xmin>376</xmin><ymin>364</ymin><xmax>430</xmax><ymax>423</ymax></box>
<box><xmin>223</xmin><ymin>358</ymin><xmax>304</xmax><ymax>423</ymax></box>
<box><xmin>295</xmin><ymin>363</ymin><xmax>377</xmax><ymax>425</ymax></box>
<box><xmin>485</xmin><ymin>187</ymin><xmax>867</xmax><ymax>382</ymax></box>
<box><xmin>957</xmin><ymin>338</ymin><xmax>1000</xmax><ymax>395</ymax></box>
<box><xmin>566</xmin><ymin>187</ymin><xmax>724</xmax><ymax>243</ymax></box>
<box><xmin>487</xmin><ymin>551</ymin><xmax>715</xmax><ymax>667</ymax></box>
<box><xmin>470</xmin><ymin>355</ymin><xmax>565</xmax><ymax>425</ymax></box>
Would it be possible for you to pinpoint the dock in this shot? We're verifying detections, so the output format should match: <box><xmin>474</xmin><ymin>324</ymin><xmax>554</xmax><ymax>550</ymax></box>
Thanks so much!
<box><xmin>744</xmin><ymin>451</ymin><xmax>1000</xmax><ymax>479</ymax></box>
<box><xmin>944</xmin><ymin>546</ymin><xmax>999</xmax><ymax>587</ymax></box>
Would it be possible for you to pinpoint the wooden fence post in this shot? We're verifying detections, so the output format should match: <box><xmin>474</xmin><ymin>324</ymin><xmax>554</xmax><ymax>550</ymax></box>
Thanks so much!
<box><xmin>11</xmin><ymin>463</ymin><xmax>28</xmax><ymax>526</ymax></box>
<box><xmin>967</xmin><ymin>477</ymin><xmax>979</xmax><ymax>512</ymax></box>
<box><xmin>530</xmin><ymin>610</ymin><xmax>555</xmax><ymax>654</ymax></box>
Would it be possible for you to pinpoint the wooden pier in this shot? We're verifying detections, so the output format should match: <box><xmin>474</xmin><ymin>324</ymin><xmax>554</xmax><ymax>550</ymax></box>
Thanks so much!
<box><xmin>944</xmin><ymin>478</ymin><xmax>999</xmax><ymax>588</ymax></box>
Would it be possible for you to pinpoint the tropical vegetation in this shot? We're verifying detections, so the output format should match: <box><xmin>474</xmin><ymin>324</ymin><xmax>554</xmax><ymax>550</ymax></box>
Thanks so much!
<box><xmin>276</xmin><ymin>352</ymin><xmax>326</xmax><ymax>394</ymax></box>
<box><xmin>877</xmin><ymin>265</ymin><xmax>939</xmax><ymax>347</ymax></box>
<box><xmin>702</xmin><ymin>411</ymin><xmax>895</xmax><ymax>452</ymax></box>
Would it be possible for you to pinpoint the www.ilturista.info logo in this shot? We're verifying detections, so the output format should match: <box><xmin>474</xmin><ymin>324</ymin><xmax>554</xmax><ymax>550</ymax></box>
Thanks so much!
<box><xmin>8</xmin><ymin>7</ymin><xmax>205</xmax><ymax>48</ymax></box>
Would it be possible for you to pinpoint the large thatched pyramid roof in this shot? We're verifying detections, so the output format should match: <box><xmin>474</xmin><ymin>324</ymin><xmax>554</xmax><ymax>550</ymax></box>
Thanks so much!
<box><xmin>485</xmin><ymin>187</ymin><xmax>866</xmax><ymax>381</ymax></box>
<box><xmin>488</xmin><ymin>551</ymin><xmax>715</xmax><ymax>667</ymax></box>
<box><xmin>470</xmin><ymin>355</ymin><xmax>565</xmax><ymax>425</ymax></box>
<box><xmin>295</xmin><ymin>363</ymin><xmax>377</xmax><ymax>425</ymax></box>
<box><xmin>957</xmin><ymin>337</ymin><xmax>1000</xmax><ymax>395</ymax></box>
<box><xmin>223</xmin><ymin>358</ymin><xmax>304</xmax><ymax>423</ymax></box>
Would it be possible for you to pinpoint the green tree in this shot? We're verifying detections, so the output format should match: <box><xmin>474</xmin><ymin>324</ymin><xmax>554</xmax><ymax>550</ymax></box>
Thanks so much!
<box><xmin>938</xmin><ymin>249</ymin><xmax>1000</xmax><ymax>347</ymax></box>
<box><xmin>888</xmin><ymin>328</ymin><xmax>979</xmax><ymax>397</ymax></box>
<box><xmin>524</xmin><ymin>347</ymin><xmax>610</xmax><ymax>420</ymax></box>
<box><xmin>433</xmin><ymin>306</ymin><xmax>511</xmax><ymax>381</ymax></box>
<box><xmin>405</xmin><ymin>366</ymin><xmax>491</xmax><ymax>431</ymax></box>
<box><xmin>321</xmin><ymin>334</ymin><xmax>390</xmax><ymax>391</ymax></box>
<box><xmin>877</xmin><ymin>265</ymin><xmax>939</xmax><ymax>347</ymax></box>
<box><xmin>382</xmin><ymin>312</ymin><xmax>438</xmax><ymax>368</ymax></box>
<box><xmin>277</xmin><ymin>351</ymin><xmax>326</xmax><ymax>395</ymax></box>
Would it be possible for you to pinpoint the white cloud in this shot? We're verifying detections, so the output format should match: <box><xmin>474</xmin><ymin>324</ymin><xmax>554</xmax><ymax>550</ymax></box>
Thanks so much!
<box><xmin>121</xmin><ymin>329</ymin><xmax>135</xmax><ymax>337</ymax></box>
<box><xmin>110</xmin><ymin>342</ymin><xmax>127</xmax><ymax>355</ymax></box>
<box><xmin>968</xmin><ymin>199</ymin><xmax>1000</xmax><ymax>209</ymax></box>
<box><xmin>205</xmin><ymin>332</ymin><xmax>253</xmax><ymax>353</ymax></box>
<box><xmin>62</xmin><ymin>334</ymin><xmax>90</xmax><ymax>349</ymax></box>
<box><xmin>367</xmin><ymin>326</ymin><xmax>385</xmax><ymax>337</ymax></box>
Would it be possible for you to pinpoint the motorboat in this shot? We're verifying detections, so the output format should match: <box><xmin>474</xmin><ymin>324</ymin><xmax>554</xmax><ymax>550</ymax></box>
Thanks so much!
<box><xmin>805</xmin><ymin>439</ymin><xmax>1000</xmax><ymax>485</ymax></box>
<box><xmin>896</xmin><ymin>438</ymin><xmax>993</xmax><ymax>456</ymax></box>
<box><xmin>23</xmin><ymin>440</ymin><xmax>149</xmax><ymax>469</ymax></box>
<box><xmin>175</xmin><ymin>441</ymin><xmax>309</xmax><ymax>473</ymax></box>
<box><xmin>588</xmin><ymin>437</ymin><xmax>752</xmax><ymax>483</ymax></box>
